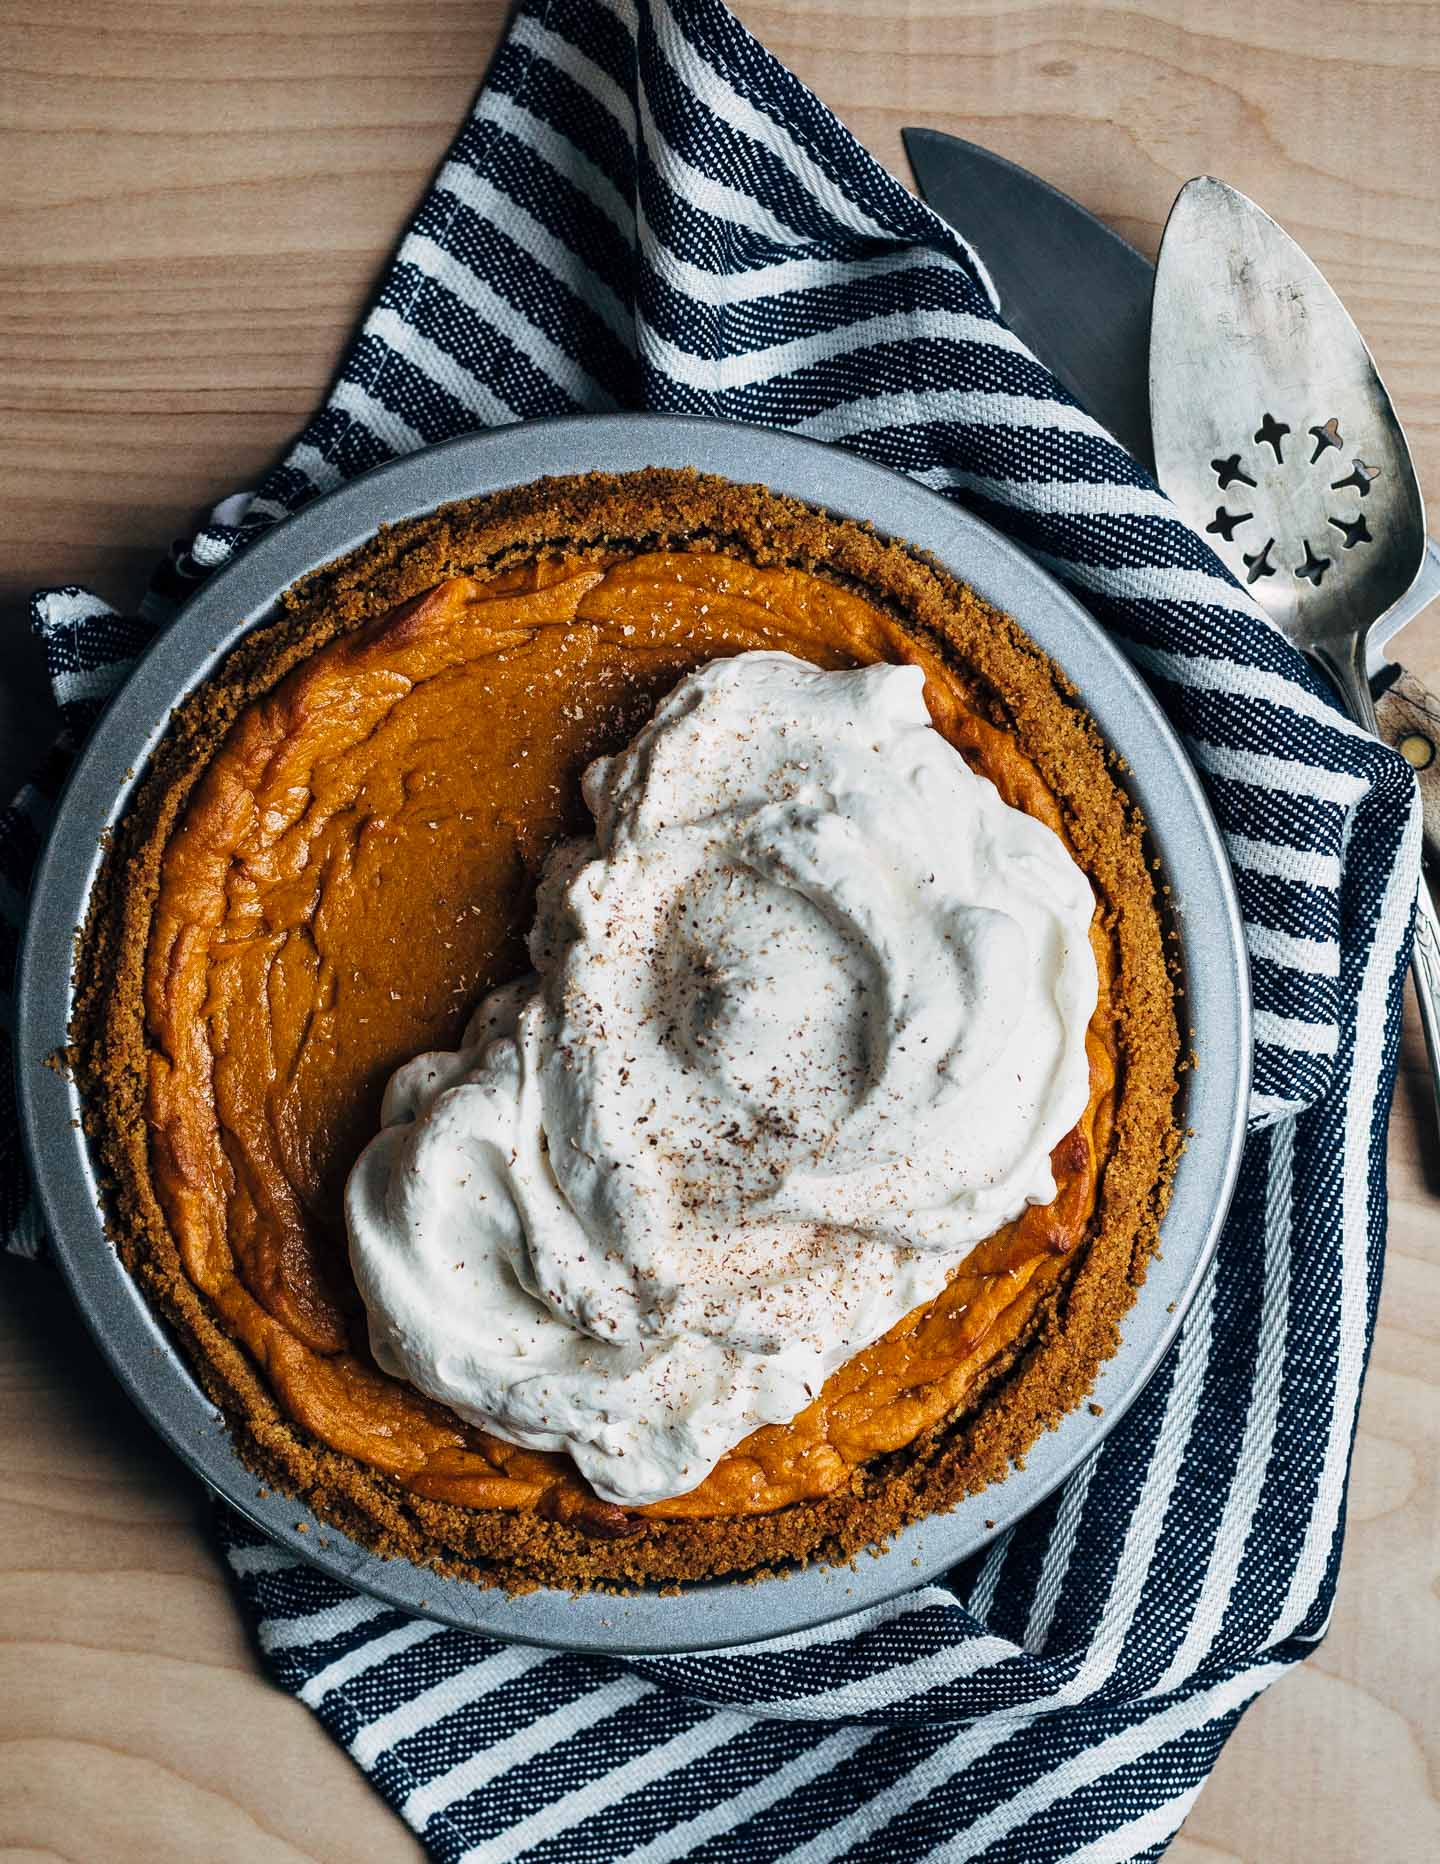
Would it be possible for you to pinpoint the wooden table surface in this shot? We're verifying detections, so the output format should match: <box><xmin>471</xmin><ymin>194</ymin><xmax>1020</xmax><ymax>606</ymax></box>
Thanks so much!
<box><xmin>3</xmin><ymin>4</ymin><xmax>1437</xmax><ymax>1858</ymax></box>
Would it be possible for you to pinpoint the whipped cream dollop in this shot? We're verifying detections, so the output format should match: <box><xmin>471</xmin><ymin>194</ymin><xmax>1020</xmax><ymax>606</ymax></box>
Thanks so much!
<box><xmin>345</xmin><ymin>652</ymin><xmax>1098</xmax><ymax>1506</ymax></box>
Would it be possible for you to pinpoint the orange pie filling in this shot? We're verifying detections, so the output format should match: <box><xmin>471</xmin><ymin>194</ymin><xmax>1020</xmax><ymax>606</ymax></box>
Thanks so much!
<box><xmin>142</xmin><ymin>549</ymin><xmax>1118</xmax><ymax>1536</ymax></box>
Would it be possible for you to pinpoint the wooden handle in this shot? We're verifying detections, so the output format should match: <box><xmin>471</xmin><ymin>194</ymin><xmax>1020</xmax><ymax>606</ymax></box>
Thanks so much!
<box><xmin>1376</xmin><ymin>666</ymin><xmax>1440</xmax><ymax>873</ymax></box>
<box><xmin>1337</xmin><ymin>650</ymin><xmax>1440</xmax><ymax>1139</ymax></box>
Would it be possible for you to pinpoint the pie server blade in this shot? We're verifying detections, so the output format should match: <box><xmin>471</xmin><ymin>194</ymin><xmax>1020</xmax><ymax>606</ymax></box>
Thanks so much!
<box><xmin>1149</xmin><ymin>176</ymin><xmax>1426</xmax><ymax>650</ymax></box>
<box><xmin>902</xmin><ymin>128</ymin><xmax>1440</xmax><ymax>670</ymax></box>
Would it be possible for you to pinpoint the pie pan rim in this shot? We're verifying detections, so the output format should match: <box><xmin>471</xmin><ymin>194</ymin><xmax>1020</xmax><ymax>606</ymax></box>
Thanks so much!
<box><xmin>16</xmin><ymin>413</ymin><xmax>1251</xmax><ymax>1655</ymax></box>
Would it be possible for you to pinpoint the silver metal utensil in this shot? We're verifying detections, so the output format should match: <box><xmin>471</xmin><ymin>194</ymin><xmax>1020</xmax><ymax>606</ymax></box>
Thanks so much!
<box><xmin>1150</xmin><ymin>177</ymin><xmax>1440</xmax><ymax>1126</ymax></box>
<box><xmin>901</xmin><ymin>128</ymin><xmax>1440</xmax><ymax>677</ymax></box>
<box><xmin>902</xmin><ymin>128</ymin><xmax>1156</xmax><ymax>470</ymax></box>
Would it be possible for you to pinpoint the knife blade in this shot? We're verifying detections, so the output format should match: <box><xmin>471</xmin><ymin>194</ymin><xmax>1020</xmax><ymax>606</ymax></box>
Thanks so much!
<box><xmin>902</xmin><ymin>128</ymin><xmax>1156</xmax><ymax>471</ymax></box>
<box><xmin>902</xmin><ymin>126</ymin><xmax>1440</xmax><ymax>668</ymax></box>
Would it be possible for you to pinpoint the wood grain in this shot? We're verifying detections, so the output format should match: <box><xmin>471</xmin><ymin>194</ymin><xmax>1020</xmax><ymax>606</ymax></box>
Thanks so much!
<box><xmin>2</xmin><ymin>3</ymin><xmax>1436</xmax><ymax>1859</ymax></box>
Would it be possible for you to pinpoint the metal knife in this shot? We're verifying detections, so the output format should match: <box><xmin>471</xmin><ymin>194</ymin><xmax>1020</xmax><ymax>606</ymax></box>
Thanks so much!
<box><xmin>902</xmin><ymin>127</ymin><xmax>1440</xmax><ymax>671</ymax></box>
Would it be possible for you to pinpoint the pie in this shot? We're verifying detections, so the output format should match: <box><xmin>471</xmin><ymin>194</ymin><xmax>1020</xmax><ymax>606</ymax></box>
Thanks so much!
<box><xmin>73</xmin><ymin>468</ymin><xmax>1181</xmax><ymax>1591</ymax></box>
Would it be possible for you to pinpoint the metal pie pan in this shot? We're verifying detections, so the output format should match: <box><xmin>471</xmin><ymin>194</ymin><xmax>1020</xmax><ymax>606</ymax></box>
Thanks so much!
<box><xmin>17</xmin><ymin>414</ymin><xmax>1250</xmax><ymax>1655</ymax></box>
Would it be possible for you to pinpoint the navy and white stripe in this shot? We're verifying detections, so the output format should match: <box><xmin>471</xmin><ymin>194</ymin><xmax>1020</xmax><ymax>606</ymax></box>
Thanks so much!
<box><xmin>2</xmin><ymin>1</ymin><xmax>1419</xmax><ymax>1857</ymax></box>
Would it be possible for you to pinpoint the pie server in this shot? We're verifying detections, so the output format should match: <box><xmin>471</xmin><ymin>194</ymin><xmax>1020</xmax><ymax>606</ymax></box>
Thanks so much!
<box><xmin>1148</xmin><ymin>177</ymin><xmax>1440</xmax><ymax>1129</ymax></box>
<box><xmin>901</xmin><ymin>128</ymin><xmax>1440</xmax><ymax>677</ymax></box>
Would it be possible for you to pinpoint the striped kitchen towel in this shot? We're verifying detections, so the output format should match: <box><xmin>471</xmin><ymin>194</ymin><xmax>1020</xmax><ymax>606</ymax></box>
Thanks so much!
<box><xmin>1</xmin><ymin>1</ymin><xmax>1421</xmax><ymax>1858</ymax></box>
